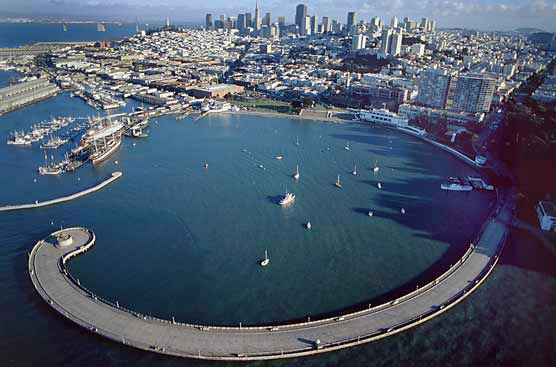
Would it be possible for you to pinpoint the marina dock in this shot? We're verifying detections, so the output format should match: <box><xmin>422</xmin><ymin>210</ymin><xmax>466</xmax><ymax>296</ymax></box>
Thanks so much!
<box><xmin>28</xmin><ymin>193</ymin><xmax>510</xmax><ymax>361</ymax></box>
<box><xmin>0</xmin><ymin>172</ymin><xmax>122</xmax><ymax>212</ymax></box>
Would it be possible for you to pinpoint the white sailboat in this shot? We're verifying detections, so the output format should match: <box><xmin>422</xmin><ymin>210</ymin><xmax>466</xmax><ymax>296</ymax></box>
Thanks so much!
<box><xmin>352</xmin><ymin>164</ymin><xmax>357</xmax><ymax>175</ymax></box>
<box><xmin>260</xmin><ymin>250</ymin><xmax>270</xmax><ymax>267</ymax></box>
<box><xmin>335</xmin><ymin>174</ymin><xmax>342</xmax><ymax>188</ymax></box>
<box><xmin>294</xmin><ymin>164</ymin><xmax>300</xmax><ymax>180</ymax></box>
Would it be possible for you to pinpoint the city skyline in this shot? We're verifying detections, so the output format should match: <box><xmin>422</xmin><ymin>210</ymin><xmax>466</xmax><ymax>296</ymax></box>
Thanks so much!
<box><xmin>1</xmin><ymin>0</ymin><xmax>556</xmax><ymax>32</ymax></box>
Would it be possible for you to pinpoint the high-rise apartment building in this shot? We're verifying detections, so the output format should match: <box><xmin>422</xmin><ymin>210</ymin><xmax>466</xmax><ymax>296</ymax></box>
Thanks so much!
<box><xmin>390</xmin><ymin>31</ymin><xmax>403</xmax><ymax>56</ymax></box>
<box><xmin>380</xmin><ymin>29</ymin><xmax>392</xmax><ymax>54</ymax></box>
<box><xmin>352</xmin><ymin>34</ymin><xmax>366</xmax><ymax>50</ymax></box>
<box><xmin>264</xmin><ymin>12</ymin><xmax>271</xmax><ymax>27</ymax></box>
<box><xmin>301</xmin><ymin>15</ymin><xmax>311</xmax><ymax>36</ymax></box>
<box><xmin>278</xmin><ymin>16</ymin><xmax>286</xmax><ymax>25</ymax></box>
<box><xmin>295</xmin><ymin>4</ymin><xmax>308</xmax><ymax>31</ymax></box>
<box><xmin>451</xmin><ymin>74</ymin><xmax>496</xmax><ymax>113</ymax></box>
<box><xmin>416</xmin><ymin>67</ymin><xmax>456</xmax><ymax>109</ymax></box>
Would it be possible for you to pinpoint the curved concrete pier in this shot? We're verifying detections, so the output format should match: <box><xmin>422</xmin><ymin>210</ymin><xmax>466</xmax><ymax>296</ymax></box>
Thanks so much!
<box><xmin>0</xmin><ymin>172</ymin><xmax>122</xmax><ymax>212</ymax></box>
<box><xmin>28</xmin><ymin>195</ymin><xmax>511</xmax><ymax>361</ymax></box>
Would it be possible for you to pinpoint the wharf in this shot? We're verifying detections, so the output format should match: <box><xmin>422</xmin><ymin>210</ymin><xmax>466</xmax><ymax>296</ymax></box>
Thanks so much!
<box><xmin>28</xmin><ymin>192</ymin><xmax>511</xmax><ymax>361</ymax></box>
<box><xmin>0</xmin><ymin>172</ymin><xmax>122</xmax><ymax>212</ymax></box>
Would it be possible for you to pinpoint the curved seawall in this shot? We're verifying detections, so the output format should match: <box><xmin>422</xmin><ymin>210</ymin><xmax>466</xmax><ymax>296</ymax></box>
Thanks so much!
<box><xmin>28</xmin><ymin>188</ymin><xmax>511</xmax><ymax>361</ymax></box>
<box><xmin>0</xmin><ymin>171</ymin><xmax>122</xmax><ymax>212</ymax></box>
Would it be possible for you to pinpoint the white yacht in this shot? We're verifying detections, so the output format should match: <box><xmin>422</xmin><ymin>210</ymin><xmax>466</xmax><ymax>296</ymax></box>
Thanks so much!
<box><xmin>293</xmin><ymin>165</ymin><xmax>300</xmax><ymax>180</ymax></box>
<box><xmin>279</xmin><ymin>191</ymin><xmax>295</xmax><ymax>206</ymax></box>
<box><xmin>306</xmin><ymin>222</ymin><xmax>312</xmax><ymax>229</ymax></box>
<box><xmin>275</xmin><ymin>156</ymin><xmax>284</xmax><ymax>160</ymax></box>
<box><xmin>260</xmin><ymin>250</ymin><xmax>270</xmax><ymax>267</ymax></box>
<box><xmin>335</xmin><ymin>175</ymin><xmax>342</xmax><ymax>188</ymax></box>
<box><xmin>352</xmin><ymin>164</ymin><xmax>357</xmax><ymax>175</ymax></box>
<box><xmin>377</xmin><ymin>182</ymin><xmax>382</xmax><ymax>189</ymax></box>
<box><xmin>344</xmin><ymin>142</ymin><xmax>350</xmax><ymax>151</ymax></box>
<box><xmin>368</xmin><ymin>211</ymin><xmax>374</xmax><ymax>217</ymax></box>
<box><xmin>373</xmin><ymin>160</ymin><xmax>379</xmax><ymax>172</ymax></box>
<box><xmin>401</xmin><ymin>208</ymin><xmax>406</xmax><ymax>214</ymax></box>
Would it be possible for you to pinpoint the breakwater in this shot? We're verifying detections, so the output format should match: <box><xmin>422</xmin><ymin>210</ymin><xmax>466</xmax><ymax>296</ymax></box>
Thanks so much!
<box><xmin>28</xmin><ymin>191</ymin><xmax>510</xmax><ymax>361</ymax></box>
<box><xmin>0</xmin><ymin>171</ymin><xmax>122</xmax><ymax>212</ymax></box>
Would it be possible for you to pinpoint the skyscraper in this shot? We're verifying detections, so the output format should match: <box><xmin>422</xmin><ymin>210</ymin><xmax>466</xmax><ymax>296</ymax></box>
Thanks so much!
<box><xmin>245</xmin><ymin>13</ymin><xmax>252</xmax><ymax>28</ymax></box>
<box><xmin>278</xmin><ymin>16</ymin><xmax>286</xmax><ymax>26</ymax></box>
<box><xmin>254</xmin><ymin>1</ymin><xmax>261</xmax><ymax>31</ymax></box>
<box><xmin>380</xmin><ymin>29</ymin><xmax>392</xmax><ymax>54</ymax></box>
<box><xmin>310</xmin><ymin>15</ymin><xmax>319</xmax><ymax>35</ymax></box>
<box><xmin>390</xmin><ymin>31</ymin><xmax>403</xmax><ymax>56</ymax></box>
<box><xmin>295</xmin><ymin>4</ymin><xmax>308</xmax><ymax>31</ymax></box>
<box><xmin>322</xmin><ymin>16</ymin><xmax>331</xmax><ymax>33</ymax></box>
<box><xmin>390</xmin><ymin>16</ymin><xmax>398</xmax><ymax>29</ymax></box>
<box><xmin>206</xmin><ymin>14</ymin><xmax>214</xmax><ymax>29</ymax></box>
<box><xmin>301</xmin><ymin>15</ymin><xmax>310</xmax><ymax>36</ymax></box>
<box><xmin>420</xmin><ymin>17</ymin><xmax>429</xmax><ymax>31</ymax></box>
<box><xmin>264</xmin><ymin>12</ymin><xmax>271</xmax><ymax>27</ymax></box>
<box><xmin>347</xmin><ymin>12</ymin><xmax>357</xmax><ymax>32</ymax></box>
<box><xmin>237</xmin><ymin>14</ymin><xmax>246</xmax><ymax>30</ymax></box>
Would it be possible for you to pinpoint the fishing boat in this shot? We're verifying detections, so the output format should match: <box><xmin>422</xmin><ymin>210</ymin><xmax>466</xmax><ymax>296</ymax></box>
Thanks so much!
<box><xmin>279</xmin><ymin>190</ymin><xmax>295</xmax><ymax>206</ymax></box>
<box><xmin>352</xmin><ymin>164</ymin><xmax>357</xmax><ymax>175</ymax></box>
<box><xmin>335</xmin><ymin>175</ymin><xmax>342</xmax><ymax>188</ymax></box>
<box><xmin>260</xmin><ymin>250</ymin><xmax>270</xmax><ymax>267</ymax></box>
<box><xmin>40</xmin><ymin>136</ymin><xmax>66</xmax><ymax>149</ymax></box>
<box><xmin>293</xmin><ymin>165</ymin><xmax>300</xmax><ymax>180</ymax></box>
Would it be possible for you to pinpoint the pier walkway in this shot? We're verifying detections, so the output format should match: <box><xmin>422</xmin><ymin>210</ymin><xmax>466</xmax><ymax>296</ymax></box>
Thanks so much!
<box><xmin>28</xmin><ymin>195</ymin><xmax>511</xmax><ymax>361</ymax></box>
<box><xmin>0</xmin><ymin>172</ymin><xmax>122</xmax><ymax>212</ymax></box>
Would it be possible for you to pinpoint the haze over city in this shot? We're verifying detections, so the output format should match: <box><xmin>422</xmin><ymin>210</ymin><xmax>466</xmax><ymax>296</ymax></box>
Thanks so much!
<box><xmin>1</xmin><ymin>0</ymin><xmax>556</xmax><ymax>31</ymax></box>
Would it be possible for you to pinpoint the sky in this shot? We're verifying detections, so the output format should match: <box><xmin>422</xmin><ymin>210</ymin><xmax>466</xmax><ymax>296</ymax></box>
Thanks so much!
<box><xmin>0</xmin><ymin>0</ymin><xmax>555</xmax><ymax>32</ymax></box>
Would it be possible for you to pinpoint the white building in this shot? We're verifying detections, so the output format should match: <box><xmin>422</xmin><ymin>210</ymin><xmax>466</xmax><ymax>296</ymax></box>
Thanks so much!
<box><xmin>352</xmin><ymin>34</ymin><xmax>366</xmax><ymax>50</ymax></box>
<box><xmin>536</xmin><ymin>201</ymin><xmax>556</xmax><ymax>231</ymax></box>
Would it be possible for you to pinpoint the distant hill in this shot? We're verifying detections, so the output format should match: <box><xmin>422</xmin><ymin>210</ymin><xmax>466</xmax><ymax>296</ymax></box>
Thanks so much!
<box><xmin>515</xmin><ymin>27</ymin><xmax>545</xmax><ymax>34</ymax></box>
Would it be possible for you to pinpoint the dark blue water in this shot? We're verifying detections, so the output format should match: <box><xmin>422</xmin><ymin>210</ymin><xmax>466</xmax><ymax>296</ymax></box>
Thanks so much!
<box><xmin>0</xmin><ymin>22</ymin><xmax>137</xmax><ymax>48</ymax></box>
<box><xmin>0</xmin><ymin>56</ymin><xmax>555</xmax><ymax>367</ymax></box>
